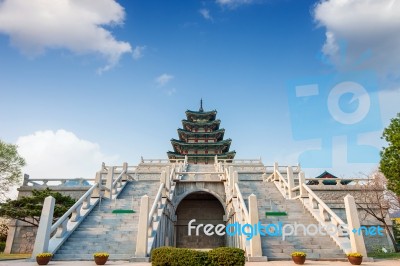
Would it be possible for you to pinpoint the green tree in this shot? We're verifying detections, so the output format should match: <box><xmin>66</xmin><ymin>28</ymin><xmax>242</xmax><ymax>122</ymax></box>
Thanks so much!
<box><xmin>380</xmin><ymin>113</ymin><xmax>400</xmax><ymax>195</ymax></box>
<box><xmin>0</xmin><ymin>140</ymin><xmax>25</xmax><ymax>201</ymax></box>
<box><xmin>0</xmin><ymin>188</ymin><xmax>75</xmax><ymax>227</ymax></box>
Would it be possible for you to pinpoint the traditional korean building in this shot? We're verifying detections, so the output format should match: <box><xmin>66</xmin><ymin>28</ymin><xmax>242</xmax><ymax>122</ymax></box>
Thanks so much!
<box><xmin>167</xmin><ymin>100</ymin><xmax>236</xmax><ymax>164</ymax></box>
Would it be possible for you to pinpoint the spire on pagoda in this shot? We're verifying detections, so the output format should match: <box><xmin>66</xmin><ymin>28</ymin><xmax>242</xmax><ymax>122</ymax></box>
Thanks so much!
<box><xmin>199</xmin><ymin>98</ymin><xmax>204</xmax><ymax>112</ymax></box>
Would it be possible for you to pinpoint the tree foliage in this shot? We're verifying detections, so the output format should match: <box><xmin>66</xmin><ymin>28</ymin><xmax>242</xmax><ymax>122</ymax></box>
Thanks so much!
<box><xmin>380</xmin><ymin>113</ymin><xmax>400</xmax><ymax>195</ymax></box>
<box><xmin>0</xmin><ymin>188</ymin><xmax>75</xmax><ymax>227</ymax></box>
<box><xmin>0</xmin><ymin>140</ymin><xmax>25</xmax><ymax>201</ymax></box>
<box><xmin>0</xmin><ymin>221</ymin><xmax>8</xmax><ymax>242</ymax></box>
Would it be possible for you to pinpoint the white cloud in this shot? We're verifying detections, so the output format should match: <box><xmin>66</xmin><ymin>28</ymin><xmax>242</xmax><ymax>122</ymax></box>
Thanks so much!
<box><xmin>216</xmin><ymin>0</ymin><xmax>254</xmax><ymax>8</ymax></box>
<box><xmin>314</xmin><ymin>0</ymin><xmax>400</xmax><ymax>80</ymax></box>
<box><xmin>132</xmin><ymin>45</ymin><xmax>146</xmax><ymax>60</ymax></box>
<box><xmin>0</xmin><ymin>0</ymin><xmax>132</xmax><ymax>72</ymax></box>
<box><xmin>199</xmin><ymin>8</ymin><xmax>213</xmax><ymax>21</ymax></box>
<box><xmin>16</xmin><ymin>129</ymin><xmax>119</xmax><ymax>179</ymax></box>
<box><xmin>155</xmin><ymin>73</ymin><xmax>174</xmax><ymax>87</ymax></box>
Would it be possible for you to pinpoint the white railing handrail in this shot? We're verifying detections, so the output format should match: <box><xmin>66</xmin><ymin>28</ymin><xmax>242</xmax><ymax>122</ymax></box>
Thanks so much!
<box><xmin>235</xmin><ymin>183</ymin><xmax>249</xmax><ymax>220</ymax></box>
<box><xmin>148</xmin><ymin>183</ymin><xmax>164</xmax><ymax>227</ymax></box>
<box><xmin>50</xmin><ymin>183</ymin><xmax>99</xmax><ymax>233</ymax></box>
<box><xmin>112</xmin><ymin>169</ymin><xmax>127</xmax><ymax>188</ymax></box>
<box><xmin>169</xmin><ymin>165</ymin><xmax>176</xmax><ymax>181</ymax></box>
<box><xmin>141</xmin><ymin>159</ymin><xmax>169</xmax><ymax>163</ymax></box>
<box><xmin>302</xmin><ymin>184</ymin><xmax>346</xmax><ymax>226</ymax></box>
<box><xmin>23</xmin><ymin>178</ymin><xmax>96</xmax><ymax>186</ymax></box>
<box><xmin>276</xmin><ymin>170</ymin><xmax>289</xmax><ymax>187</ymax></box>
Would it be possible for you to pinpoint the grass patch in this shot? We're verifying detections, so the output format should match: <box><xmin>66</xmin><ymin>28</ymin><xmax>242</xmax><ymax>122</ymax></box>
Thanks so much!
<box><xmin>0</xmin><ymin>253</ymin><xmax>31</xmax><ymax>260</ymax></box>
<box><xmin>368</xmin><ymin>252</ymin><xmax>400</xmax><ymax>259</ymax></box>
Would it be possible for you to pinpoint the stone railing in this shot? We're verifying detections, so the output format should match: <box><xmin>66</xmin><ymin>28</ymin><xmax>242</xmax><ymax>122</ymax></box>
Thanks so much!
<box><xmin>264</xmin><ymin>162</ymin><xmax>304</xmax><ymax>199</ymax></box>
<box><xmin>31</xmin><ymin>163</ymin><xmax>131</xmax><ymax>258</ymax></box>
<box><xmin>174</xmin><ymin>171</ymin><xmax>224</xmax><ymax>182</ymax></box>
<box><xmin>46</xmin><ymin>182</ymin><xmax>100</xmax><ymax>255</ymax></box>
<box><xmin>140</xmin><ymin>158</ymin><xmax>170</xmax><ymax>164</ymax></box>
<box><xmin>22</xmin><ymin>174</ymin><xmax>94</xmax><ymax>187</ymax></box>
<box><xmin>298</xmin><ymin>184</ymin><xmax>353</xmax><ymax>253</ymax></box>
<box><xmin>264</xmin><ymin>162</ymin><xmax>369</xmax><ymax>258</ymax></box>
<box><xmin>135</xmin><ymin>163</ymin><xmax>182</xmax><ymax>259</ymax></box>
<box><xmin>223</xmin><ymin>164</ymin><xmax>263</xmax><ymax>260</ymax></box>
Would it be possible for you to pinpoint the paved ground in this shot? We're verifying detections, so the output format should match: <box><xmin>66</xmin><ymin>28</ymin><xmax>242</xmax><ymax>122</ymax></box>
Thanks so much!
<box><xmin>2</xmin><ymin>259</ymin><xmax>400</xmax><ymax>266</ymax></box>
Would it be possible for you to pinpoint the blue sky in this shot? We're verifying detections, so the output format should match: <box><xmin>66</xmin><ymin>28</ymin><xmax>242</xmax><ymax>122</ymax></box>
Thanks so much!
<box><xmin>0</xmin><ymin>0</ymin><xmax>399</xmax><ymax>179</ymax></box>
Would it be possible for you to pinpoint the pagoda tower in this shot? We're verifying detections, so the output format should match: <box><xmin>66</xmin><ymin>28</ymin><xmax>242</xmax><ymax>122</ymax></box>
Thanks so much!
<box><xmin>167</xmin><ymin>100</ymin><xmax>236</xmax><ymax>164</ymax></box>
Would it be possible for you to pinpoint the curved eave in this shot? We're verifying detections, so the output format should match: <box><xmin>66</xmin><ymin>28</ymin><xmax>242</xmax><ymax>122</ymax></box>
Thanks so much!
<box><xmin>167</xmin><ymin>151</ymin><xmax>236</xmax><ymax>159</ymax></box>
<box><xmin>177</xmin><ymin>128</ymin><xmax>225</xmax><ymax>141</ymax></box>
<box><xmin>187</xmin><ymin>114</ymin><xmax>216</xmax><ymax>122</ymax></box>
<box><xmin>182</xmin><ymin>119</ymin><xmax>221</xmax><ymax>129</ymax></box>
<box><xmin>170</xmin><ymin>138</ymin><xmax>232</xmax><ymax>153</ymax></box>
<box><xmin>171</xmin><ymin>138</ymin><xmax>232</xmax><ymax>146</ymax></box>
<box><xmin>185</xmin><ymin>109</ymin><xmax>217</xmax><ymax>116</ymax></box>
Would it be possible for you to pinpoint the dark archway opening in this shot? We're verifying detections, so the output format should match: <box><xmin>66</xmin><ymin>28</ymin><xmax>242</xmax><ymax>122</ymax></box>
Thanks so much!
<box><xmin>176</xmin><ymin>191</ymin><xmax>225</xmax><ymax>248</ymax></box>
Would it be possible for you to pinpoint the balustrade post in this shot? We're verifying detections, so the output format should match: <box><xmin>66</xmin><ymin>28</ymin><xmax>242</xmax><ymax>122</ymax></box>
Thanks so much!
<box><xmin>92</xmin><ymin>171</ymin><xmax>102</xmax><ymax>198</ymax></box>
<box><xmin>319</xmin><ymin>204</ymin><xmax>330</xmax><ymax>221</ymax></box>
<box><xmin>135</xmin><ymin>195</ymin><xmax>149</xmax><ymax>257</ymax></box>
<box><xmin>105</xmin><ymin>166</ymin><xmax>114</xmax><ymax>199</ymax></box>
<box><xmin>248</xmin><ymin>194</ymin><xmax>262</xmax><ymax>258</ymax></box>
<box><xmin>273</xmin><ymin>162</ymin><xmax>279</xmax><ymax>181</ymax></box>
<box><xmin>232</xmin><ymin>171</ymin><xmax>239</xmax><ymax>197</ymax></box>
<box><xmin>122</xmin><ymin>162</ymin><xmax>128</xmax><ymax>181</ymax></box>
<box><xmin>229</xmin><ymin>166</ymin><xmax>234</xmax><ymax>194</ymax></box>
<box><xmin>160</xmin><ymin>171</ymin><xmax>167</xmax><ymax>197</ymax></box>
<box><xmin>299</xmin><ymin>171</ymin><xmax>307</xmax><ymax>197</ymax></box>
<box><xmin>32</xmin><ymin>196</ymin><xmax>55</xmax><ymax>258</ymax></box>
<box><xmin>344</xmin><ymin>195</ymin><xmax>367</xmax><ymax>257</ymax></box>
<box><xmin>70</xmin><ymin>203</ymin><xmax>83</xmax><ymax>222</ymax></box>
<box><xmin>309</xmin><ymin>195</ymin><xmax>318</xmax><ymax>209</ymax></box>
<box><xmin>23</xmin><ymin>174</ymin><xmax>29</xmax><ymax>186</ymax></box>
<box><xmin>287</xmin><ymin>167</ymin><xmax>295</xmax><ymax>199</ymax></box>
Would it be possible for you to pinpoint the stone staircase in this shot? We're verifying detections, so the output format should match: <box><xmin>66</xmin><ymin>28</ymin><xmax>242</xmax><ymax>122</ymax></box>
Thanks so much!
<box><xmin>53</xmin><ymin>180</ymin><xmax>159</xmax><ymax>260</ymax></box>
<box><xmin>239</xmin><ymin>179</ymin><xmax>347</xmax><ymax>260</ymax></box>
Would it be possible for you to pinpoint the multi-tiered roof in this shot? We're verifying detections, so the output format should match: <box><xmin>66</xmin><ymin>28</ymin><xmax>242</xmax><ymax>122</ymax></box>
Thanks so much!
<box><xmin>167</xmin><ymin>100</ymin><xmax>236</xmax><ymax>164</ymax></box>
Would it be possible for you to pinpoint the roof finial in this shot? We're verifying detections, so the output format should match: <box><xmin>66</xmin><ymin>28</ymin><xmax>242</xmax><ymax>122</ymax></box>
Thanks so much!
<box><xmin>199</xmin><ymin>98</ymin><xmax>204</xmax><ymax>112</ymax></box>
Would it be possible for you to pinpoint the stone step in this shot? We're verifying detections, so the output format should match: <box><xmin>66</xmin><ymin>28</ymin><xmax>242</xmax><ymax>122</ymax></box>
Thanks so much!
<box><xmin>53</xmin><ymin>253</ymin><xmax>134</xmax><ymax>260</ymax></box>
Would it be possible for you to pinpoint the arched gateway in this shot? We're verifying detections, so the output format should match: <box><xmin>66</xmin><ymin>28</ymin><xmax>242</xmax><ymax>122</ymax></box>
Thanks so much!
<box><xmin>175</xmin><ymin>191</ymin><xmax>225</xmax><ymax>248</ymax></box>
